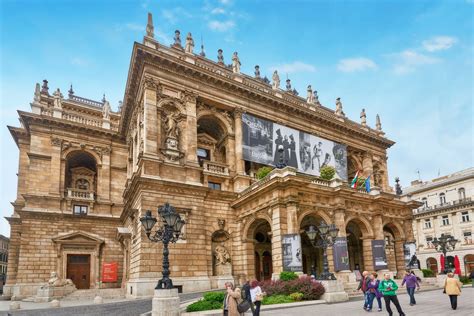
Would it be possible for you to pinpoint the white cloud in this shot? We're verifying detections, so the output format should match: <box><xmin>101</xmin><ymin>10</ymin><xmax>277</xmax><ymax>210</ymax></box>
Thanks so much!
<box><xmin>219</xmin><ymin>0</ymin><xmax>231</xmax><ymax>5</ymax></box>
<box><xmin>161</xmin><ymin>7</ymin><xmax>192</xmax><ymax>24</ymax></box>
<box><xmin>211</xmin><ymin>7</ymin><xmax>226</xmax><ymax>15</ymax></box>
<box><xmin>269</xmin><ymin>61</ymin><xmax>316</xmax><ymax>74</ymax></box>
<box><xmin>337</xmin><ymin>57</ymin><xmax>377</xmax><ymax>72</ymax></box>
<box><xmin>125</xmin><ymin>23</ymin><xmax>143</xmax><ymax>32</ymax></box>
<box><xmin>392</xmin><ymin>50</ymin><xmax>441</xmax><ymax>74</ymax></box>
<box><xmin>155</xmin><ymin>29</ymin><xmax>173</xmax><ymax>44</ymax></box>
<box><xmin>422</xmin><ymin>36</ymin><xmax>458</xmax><ymax>52</ymax></box>
<box><xmin>208</xmin><ymin>20</ymin><xmax>235</xmax><ymax>32</ymax></box>
<box><xmin>71</xmin><ymin>57</ymin><xmax>89</xmax><ymax>67</ymax></box>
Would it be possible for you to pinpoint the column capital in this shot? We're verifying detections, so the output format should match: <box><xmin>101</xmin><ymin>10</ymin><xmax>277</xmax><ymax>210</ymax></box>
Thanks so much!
<box><xmin>233</xmin><ymin>107</ymin><xmax>244</xmax><ymax>118</ymax></box>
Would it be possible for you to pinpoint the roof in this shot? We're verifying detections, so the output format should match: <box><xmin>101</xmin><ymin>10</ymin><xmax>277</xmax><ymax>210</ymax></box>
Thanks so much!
<box><xmin>403</xmin><ymin>167</ymin><xmax>474</xmax><ymax>195</ymax></box>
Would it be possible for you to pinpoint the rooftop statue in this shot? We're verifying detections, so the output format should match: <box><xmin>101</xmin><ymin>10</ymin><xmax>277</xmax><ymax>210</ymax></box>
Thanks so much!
<box><xmin>185</xmin><ymin>32</ymin><xmax>194</xmax><ymax>54</ymax></box>
<box><xmin>103</xmin><ymin>100</ymin><xmax>111</xmax><ymax>120</ymax></box>
<box><xmin>307</xmin><ymin>85</ymin><xmax>314</xmax><ymax>104</ymax></box>
<box><xmin>33</xmin><ymin>83</ymin><xmax>41</xmax><ymax>103</ymax></box>
<box><xmin>232</xmin><ymin>52</ymin><xmax>241</xmax><ymax>74</ymax></box>
<box><xmin>286</xmin><ymin>79</ymin><xmax>292</xmax><ymax>91</ymax></box>
<box><xmin>360</xmin><ymin>108</ymin><xmax>367</xmax><ymax>126</ymax></box>
<box><xmin>254</xmin><ymin>65</ymin><xmax>261</xmax><ymax>78</ymax></box>
<box><xmin>53</xmin><ymin>88</ymin><xmax>63</xmax><ymax>109</ymax></box>
<box><xmin>173</xmin><ymin>30</ymin><xmax>182</xmax><ymax>48</ymax></box>
<box><xmin>335</xmin><ymin>97</ymin><xmax>344</xmax><ymax>116</ymax></box>
<box><xmin>376</xmin><ymin>114</ymin><xmax>382</xmax><ymax>131</ymax></box>
<box><xmin>313</xmin><ymin>90</ymin><xmax>319</xmax><ymax>103</ymax></box>
<box><xmin>217</xmin><ymin>49</ymin><xmax>224</xmax><ymax>65</ymax></box>
<box><xmin>272</xmin><ymin>70</ymin><xmax>280</xmax><ymax>90</ymax></box>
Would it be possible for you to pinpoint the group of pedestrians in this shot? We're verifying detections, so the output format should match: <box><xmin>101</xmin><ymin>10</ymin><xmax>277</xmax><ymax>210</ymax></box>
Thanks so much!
<box><xmin>222</xmin><ymin>280</ymin><xmax>265</xmax><ymax>316</ymax></box>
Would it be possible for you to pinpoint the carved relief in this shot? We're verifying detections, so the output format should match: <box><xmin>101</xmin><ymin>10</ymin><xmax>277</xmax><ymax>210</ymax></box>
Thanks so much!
<box><xmin>51</xmin><ymin>137</ymin><xmax>62</xmax><ymax>147</ymax></box>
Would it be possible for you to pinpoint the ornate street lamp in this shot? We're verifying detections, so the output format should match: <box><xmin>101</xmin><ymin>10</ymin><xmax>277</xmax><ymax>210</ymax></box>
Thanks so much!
<box><xmin>432</xmin><ymin>233</ymin><xmax>459</xmax><ymax>274</ymax></box>
<box><xmin>140</xmin><ymin>203</ymin><xmax>186</xmax><ymax>289</ymax></box>
<box><xmin>305</xmin><ymin>221</ymin><xmax>339</xmax><ymax>280</ymax></box>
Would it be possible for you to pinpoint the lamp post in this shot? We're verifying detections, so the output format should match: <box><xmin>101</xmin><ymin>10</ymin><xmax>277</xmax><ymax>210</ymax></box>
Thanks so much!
<box><xmin>432</xmin><ymin>233</ymin><xmax>458</xmax><ymax>274</ymax></box>
<box><xmin>140</xmin><ymin>203</ymin><xmax>186</xmax><ymax>289</ymax></box>
<box><xmin>305</xmin><ymin>221</ymin><xmax>339</xmax><ymax>280</ymax></box>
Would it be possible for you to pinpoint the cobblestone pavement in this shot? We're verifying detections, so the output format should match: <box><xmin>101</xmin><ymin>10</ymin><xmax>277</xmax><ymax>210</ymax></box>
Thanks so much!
<box><xmin>266</xmin><ymin>287</ymin><xmax>474</xmax><ymax>316</ymax></box>
<box><xmin>1</xmin><ymin>291</ymin><xmax>204</xmax><ymax>316</ymax></box>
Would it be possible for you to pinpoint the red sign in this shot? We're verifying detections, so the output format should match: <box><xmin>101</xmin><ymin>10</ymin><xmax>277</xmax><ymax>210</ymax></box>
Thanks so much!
<box><xmin>102</xmin><ymin>262</ymin><xmax>118</xmax><ymax>282</ymax></box>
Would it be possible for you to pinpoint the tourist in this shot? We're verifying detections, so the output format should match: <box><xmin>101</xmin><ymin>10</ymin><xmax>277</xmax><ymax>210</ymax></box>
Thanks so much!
<box><xmin>401</xmin><ymin>270</ymin><xmax>420</xmax><ymax>306</ymax></box>
<box><xmin>242</xmin><ymin>280</ymin><xmax>255</xmax><ymax>314</ymax></box>
<box><xmin>378</xmin><ymin>273</ymin><xmax>405</xmax><ymax>316</ymax></box>
<box><xmin>223</xmin><ymin>282</ymin><xmax>243</xmax><ymax>316</ymax></box>
<box><xmin>357</xmin><ymin>270</ymin><xmax>370</xmax><ymax>310</ymax></box>
<box><xmin>443</xmin><ymin>272</ymin><xmax>463</xmax><ymax>310</ymax></box>
<box><xmin>250</xmin><ymin>280</ymin><xmax>265</xmax><ymax>316</ymax></box>
<box><xmin>366</xmin><ymin>272</ymin><xmax>383</xmax><ymax>312</ymax></box>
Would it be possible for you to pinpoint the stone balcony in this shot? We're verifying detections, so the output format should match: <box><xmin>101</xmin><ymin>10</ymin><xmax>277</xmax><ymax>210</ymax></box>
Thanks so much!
<box><xmin>202</xmin><ymin>161</ymin><xmax>229</xmax><ymax>176</ymax></box>
<box><xmin>66</xmin><ymin>188</ymin><xmax>95</xmax><ymax>201</ymax></box>
<box><xmin>414</xmin><ymin>197</ymin><xmax>473</xmax><ymax>215</ymax></box>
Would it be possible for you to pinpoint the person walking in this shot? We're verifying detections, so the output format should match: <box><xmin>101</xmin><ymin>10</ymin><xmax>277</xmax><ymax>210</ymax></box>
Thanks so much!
<box><xmin>444</xmin><ymin>272</ymin><xmax>463</xmax><ymax>310</ymax></box>
<box><xmin>250</xmin><ymin>280</ymin><xmax>265</xmax><ymax>316</ymax></box>
<box><xmin>357</xmin><ymin>270</ymin><xmax>370</xmax><ymax>310</ymax></box>
<box><xmin>378</xmin><ymin>273</ymin><xmax>405</xmax><ymax>316</ymax></box>
<box><xmin>366</xmin><ymin>272</ymin><xmax>383</xmax><ymax>312</ymax></box>
<box><xmin>401</xmin><ymin>270</ymin><xmax>420</xmax><ymax>306</ymax></box>
<box><xmin>242</xmin><ymin>280</ymin><xmax>255</xmax><ymax>315</ymax></box>
<box><xmin>222</xmin><ymin>282</ymin><xmax>243</xmax><ymax>316</ymax></box>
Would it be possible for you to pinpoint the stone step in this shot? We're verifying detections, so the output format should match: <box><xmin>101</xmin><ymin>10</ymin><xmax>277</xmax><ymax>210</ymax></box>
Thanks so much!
<box><xmin>62</xmin><ymin>288</ymin><xmax>125</xmax><ymax>301</ymax></box>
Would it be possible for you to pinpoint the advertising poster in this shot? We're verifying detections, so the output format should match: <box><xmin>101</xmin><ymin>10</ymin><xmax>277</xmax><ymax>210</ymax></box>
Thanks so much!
<box><xmin>404</xmin><ymin>242</ymin><xmax>419</xmax><ymax>268</ymax></box>
<box><xmin>332</xmin><ymin>237</ymin><xmax>350</xmax><ymax>271</ymax></box>
<box><xmin>241</xmin><ymin>113</ymin><xmax>347</xmax><ymax>180</ymax></box>
<box><xmin>282</xmin><ymin>234</ymin><xmax>303</xmax><ymax>272</ymax></box>
<box><xmin>372</xmin><ymin>240</ymin><xmax>388</xmax><ymax>270</ymax></box>
<box><xmin>102</xmin><ymin>262</ymin><xmax>118</xmax><ymax>282</ymax></box>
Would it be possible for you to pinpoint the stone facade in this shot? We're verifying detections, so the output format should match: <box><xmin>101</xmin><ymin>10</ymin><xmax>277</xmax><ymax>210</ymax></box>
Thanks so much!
<box><xmin>403</xmin><ymin>168</ymin><xmax>474</xmax><ymax>276</ymax></box>
<box><xmin>5</xmin><ymin>14</ymin><xmax>418</xmax><ymax>298</ymax></box>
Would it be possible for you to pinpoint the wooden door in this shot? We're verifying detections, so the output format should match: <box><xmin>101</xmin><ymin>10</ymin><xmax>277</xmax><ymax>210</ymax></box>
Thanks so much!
<box><xmin>67</xmin><ymin>254</ymin><xmax>90</xmax><ymax>289</ymax></box>
<box><xmin>262</xmin><ymin>251</ymin><xmax>272</xmax><ymax>280</ymax></box>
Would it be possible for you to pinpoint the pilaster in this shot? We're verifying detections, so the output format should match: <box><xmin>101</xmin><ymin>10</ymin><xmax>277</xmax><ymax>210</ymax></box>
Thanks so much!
<box><xmin>144</xmin><ymin>86</ymin><xmax>158</xmax><ymax>155</ymax></box>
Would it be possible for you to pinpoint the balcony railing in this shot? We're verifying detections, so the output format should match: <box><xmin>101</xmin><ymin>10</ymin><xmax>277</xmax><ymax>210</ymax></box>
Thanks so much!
<box><xmin>203</xmin><ymin>161</ymin><xmax>229</xmax><ymax>176</ymax></box>
<box><xmin>415</xmin><ymin>197</ymin><xmax>472</xmax><ymax>214</ymax></box>
<box><xmin>67</xmin><ymin>188</ymin><xmax>95</xmax><ymax>201</ymax></box>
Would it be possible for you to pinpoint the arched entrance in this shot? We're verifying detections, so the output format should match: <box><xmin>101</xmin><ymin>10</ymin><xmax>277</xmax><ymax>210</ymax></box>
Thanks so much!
<box><xmin>346</xmin><ymin>221</ymin><xmax>365</xmax><ymax>271</ymax></box>
<box><xmin>464</xmin><ymin>254</ymin><xmax>474</xmax><ymax>275</ymax></box>
<box><xmin>246</xmin><ymin>219</ymin><xmax>272</xmax><ymax>281</ymax></box>
<box><xmin>426</xmin><ymin>257</ymin><xmax>438</xmax><ymax>275</ymax></box>
<box><xmin>300</xmin><ymin>214</ymin><xmax>325</xmax><ymax>277</ymax></box>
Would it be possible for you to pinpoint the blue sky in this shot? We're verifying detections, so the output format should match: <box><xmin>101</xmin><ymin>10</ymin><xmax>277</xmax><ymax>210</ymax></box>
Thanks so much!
<box><xmin>0</xmin><ymin>0</ymin><xmax>472</xmax><ymax>235</ymax></box>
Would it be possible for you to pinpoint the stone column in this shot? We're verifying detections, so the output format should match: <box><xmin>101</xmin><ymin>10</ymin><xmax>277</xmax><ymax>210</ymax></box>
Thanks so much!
<box><xmin>334</xmin><ymin>209</ymin><xmax>346</xmax><ymax>237</ymax></box>
<box><xmin>143</xmin><ymin>83</ymin><xmax>158</xmax><ymax>155</ymax></box>
<box><xmin>361</xmin><ymin>237</ymin><xmax>374</xmax><ymax>272</ymax></box>
<box><xmin>394</xmin><ymin>239</ymin><xmax>406</xmax><ymax>277</ymax></box>
<box><xmin>233</xmin><ymin>108</ymin><xmax>245</xmax><ymax>175</ymax></box>
<box><xmin>49</xmin><ymin>138</ymin><xmax>62</xmax><ymax>197</ymax></box>
<box><xmin>97</xmin><ymin>149</ymin><xmax>111</xmax><ymax>202</ymax></box>
<box><xmin>286</xmin><ymin>202</ymin><xmax>299</xmax><ymax>234</ymax></box>
<box><xmin>184</xmin><ymin>92</ymin><xmax>198</xmax><ymax>164</ymax></box>
<box><xmin>271</xmin><ymin>205</ymin><xmax>288</xmax><ymax>278</ymax></box>
<box><xmin>226</xmin><ymin>135</ymin><xmax>236</xmax><ymax>173</ymax></box>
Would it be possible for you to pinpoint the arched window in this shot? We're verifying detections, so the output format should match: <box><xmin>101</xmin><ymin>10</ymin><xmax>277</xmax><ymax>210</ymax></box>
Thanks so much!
<box><xmin>458</xmin><ymin>188</ymin><xmax>466</xmax><ymax>200</ymax></box>
<box><xmin>439</xmin><ymin>193</ymin><xmax>446</xmax><ymax>205</ymax></box>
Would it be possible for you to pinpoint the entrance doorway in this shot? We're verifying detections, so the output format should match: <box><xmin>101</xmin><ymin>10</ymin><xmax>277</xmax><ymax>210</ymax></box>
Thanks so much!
<box><xmin>346</xmin><ymin>221</ymin><xmax>364</xmax><ymax>271</ymax></box>
<box><xmin>67</xmin><ymin>254</ymin><xmax>91</xmax><ymax>289</ymax></box>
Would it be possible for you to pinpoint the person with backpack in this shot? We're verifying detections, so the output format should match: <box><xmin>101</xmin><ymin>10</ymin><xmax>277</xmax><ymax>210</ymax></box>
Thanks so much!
<box><xmin>357</xmin><ymin>270</ymin><xmax>370</xmax><ymax>310</ymax></box>
<box><xmin>366</xmin><ymin>272</ymin><xmax>383</xmax><ymax>312</ymax></box>
<box><xmin>401</xmin><ymin>270</ymin><xmax>420</xmax><ymax>306</ymax></box>
<box><xmin>241</xmin><ymin>280</ymin><xmax>255</xmax><ymax>315</ymax></box>
<box><xmin>378</xmin><ymin>273</ymin><xmax>405</xmax><ymax>316</ymax></box>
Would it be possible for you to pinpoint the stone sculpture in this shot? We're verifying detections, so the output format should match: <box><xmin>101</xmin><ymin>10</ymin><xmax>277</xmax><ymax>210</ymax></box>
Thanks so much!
<box><xmin>41</xmin><ymin>272</ymin><xmax>74</xmax><ymax>289</ymax></box>
<box><xmin>376</xmin><ymin>114</ymin><xmax>382</xmax><ymax>131</ymax></box>
<box><xmin>214</xmin><ymin>245</ymin><xmax>231</xmax><ymax>265</ymax></box>
<box><xmin>286</xmin><ymin>79</ymin><xmax>292</xmax><ymax>91</ymax></box>
<box><xmin>103</xmin><ymin>100</ymin><xmax>111</xmax><ymax>120</ymax></box>
<box><xmin>185</xmin><ymin>32</ymin><xmax>194</xmax><ymax>54</ymax></box>
<box><xmin>313</xmin><ymin>90</ymin><xmax>319</xmax><ymax>103</ymax></box>
<box><xmin>173</xmin><ymin>30</ymin><xmax>182</xmax><ymax>48</ymax></box>
<box><xmin>217</xmin><ymin>49</ymin><xmax>224</xmax><ymax>64</ymax></box>
<box><xmin>165</xmin><ymin>112</ymin><xmax>180</xmax><ymax>139</ymax></box>
<box><xmin>360</xmin><ymin>108</ymin><xmax>367</xmax><ymax>126</ymax></box>
<box><xmin>231</xmin><ymin>52</ymin><xmax>241</xmax><ymax>74</ymax></box>
<box><xmin>53</xmin><ymin>89</ymin><xmax>63</xmax><ymax>109</ymax></box>
<box><xmin>307</xmin><ymin>85</ymin><xmax>314</xmax><ymax>104</ymax></box>
<box><xmin>272</xmin><ymin>70</ymin><xmax>280</xmax><ymax>90</ymax></box>
<box><xmin>254</xmin><ymin>65</ymin><xmax>261</xmax><ymax>78</ymax></box>
<box><xmin>335</xmin><ymin>97</ymin><xmax>344</xmax><ymax>116</ymax></box>
<box><xmin>34</xmin><ymin>83</ymin><xmax>41</xmax><ymax>103</ymax></box>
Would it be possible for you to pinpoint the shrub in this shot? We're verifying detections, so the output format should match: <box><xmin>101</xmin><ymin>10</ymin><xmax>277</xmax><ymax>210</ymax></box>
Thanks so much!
<box><xmin>320</xmin><ymin>166</ymin><xmax>336</xmax><ymax>181</ymax></box>
<box><xmin>460</xmin><ymin>276</ymin><xmax>471</xmax><ymax>284</ymax></box>
<box><xmin>260</xmin><ymin>276</ymin><xmax>325</xmax><ymax>301</ymax></box>
<box><xmin>203</xmin><ymin>291</ymin><xmax>225</xmax><ymax>302</ymax></box>
<box><xmin>289</xmin><ymin>292</ymin><xmax>304</xmax><ymax>301</ymax></box>
<box><xmin>186</xmin><ymin>299</ymin><xmax>222</xmax><ymax>312</ymax></box>
<box><xmin>421</xmin><ymin>269</ymin><xmax>434</xmax><ymax>278</ymax></box>
<box><xmin>256</xmin><ymin>166</ymin><xmax>273</xmax><ymax>179</ymax></box>
<box><xmin>280</xmin><ymin>271</ymin><xmax>298</xmax><ymax>281</ymax></box>
<box><xmin>262</xmin><ymin>294</ymin><xmax>294</xmax><ymax>305</ymax></box>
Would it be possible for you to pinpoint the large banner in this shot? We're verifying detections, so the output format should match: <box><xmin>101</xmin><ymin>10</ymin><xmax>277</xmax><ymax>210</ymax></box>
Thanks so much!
<box><xmin>404</xmin><ymin>242</ymin><xmax>419</xmax><ymax>269</ymax></box>
<box><xmin>242</xmin><ymin>113</ymin><xmax>347</xmax><ymax>180</ymax></box>
<box><xmin>282</xmin><ymin>234</ymin><xmax>303</xmax><ymax>272</ymax></box>
<box><xmin>333</xmin><ymin>237</ymin><xmax>350</xmax><ymax>271</ymax></box>
<box><xmin>102</xmin><ymin>262</ymin><xmax>118</xmax><ymax>282</ymax></box>
<box><xmin>372</xmin><ymin>240</ymin><xmax>388</xmax><ymax>270</ymax></box>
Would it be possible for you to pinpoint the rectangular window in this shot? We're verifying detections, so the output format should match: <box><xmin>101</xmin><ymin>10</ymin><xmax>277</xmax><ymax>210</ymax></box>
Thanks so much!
<box><xmin>424</xmin><ymin>219</ymin><xmax>432</xmax><ymax>229</ymax></box>
<box><xmin>208</xmin><ymin>182</ymin><xmax>221</xmax><ymax>190</ymax></box>
<box><xmin>442</xmin><ymin>215</ymin><xmax>449</xmax><ymax>226</ymax></box>
<box><xmin>73</xmin><ymin>205</ymin><xmax>88</xmax><ymax>215</ymax></box>
<box><xmin>464</xmin><ymin>231</ymin><xmax>472</xmax><ymax>244</ymax></box>
<box><xmin>426</xmin><ymin>236</ymin><xmax>433</xmax><ymax>248</ymax></box>
<box><xmin>461</xmin><ymin>212</ymin><xmax>470</xmax><ymax>222</ymax></box>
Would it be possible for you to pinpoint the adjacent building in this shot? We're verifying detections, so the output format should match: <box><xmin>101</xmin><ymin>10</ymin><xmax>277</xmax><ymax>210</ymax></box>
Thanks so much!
<box><xmin>4</xmin><ymin>13</ymin><xmax>418</xmax><ymax>299</ymax></box>
<box><xmin>404</xmin><ymin>168</ymin><xmax>474</xmax><ymax>276</ymax></box>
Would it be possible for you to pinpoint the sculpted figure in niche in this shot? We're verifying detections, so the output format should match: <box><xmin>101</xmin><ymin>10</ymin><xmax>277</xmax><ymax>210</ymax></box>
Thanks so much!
<box><xmin>76</xmin><ymin>179</ymin><xmax>89</xmax><ymax>190</ymax></box>
<box><xmin>41</xmin><ymin>271</ymin><xmax>74</xmax><ymax>288</ymax></box>
<box><xmin>165</xmin><ymin>112</ymin><xmax>180</xmax><ymax>139</ymax></box>
<box><xmin>214</xmin><ymin>244</ymin><xmax>231</xmax><ymax>265</ymax></box>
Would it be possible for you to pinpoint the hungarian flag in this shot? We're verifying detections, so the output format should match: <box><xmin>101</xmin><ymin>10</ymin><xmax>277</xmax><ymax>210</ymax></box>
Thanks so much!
<box><xmin>365</xmin><ymin>175</ymin><xmax>371</xmax><ymax>193</ymax></box>
<box><xmin>350</xmin><ymin>171</ymin><xmax>360</xmax><ymax>188</ymax></box>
